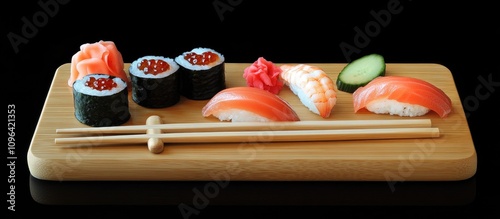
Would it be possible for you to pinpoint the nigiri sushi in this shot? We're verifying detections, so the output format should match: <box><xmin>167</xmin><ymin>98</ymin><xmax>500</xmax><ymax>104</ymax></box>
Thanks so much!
<box><xmin>352</xmin><ymin>76</ymin><xmax>452</xmax><ymax>118</ymax></box>
<box><xmin>202</xmin><ymin>87</ymin><xmax>300</xmax><ymax>122</ymax></box>
<box><xmin>280</xmin><ymin>64</ymin><xmax>337</xmax><ymax>118</ymax></box>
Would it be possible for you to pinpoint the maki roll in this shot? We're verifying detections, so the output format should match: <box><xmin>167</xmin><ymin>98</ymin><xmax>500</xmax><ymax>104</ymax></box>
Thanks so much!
<box><xmin>73</xmin><ymin>74</ymin><xmax>130</xmax><ymax>127</ymax></box>
<box><xmin>129</xmin><ymin>56</ymin><xmax>180</xmax><ymax>108</ymax></box>
<box><xmin>175</xmin><ymin>47</ymin><xmax>226</xmax><ymax>100</ymax></box>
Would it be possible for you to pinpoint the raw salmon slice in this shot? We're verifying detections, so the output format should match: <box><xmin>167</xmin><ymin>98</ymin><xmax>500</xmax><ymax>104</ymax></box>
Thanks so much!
<box><xmin>352</xmin><ymin>76</ymin><xmax>452</xmax><ymax>118</ymax></box>
<box><xmin>202</xmin><ymin>87</ymin><xmax>300</xmax><ymax>122</ymax></box>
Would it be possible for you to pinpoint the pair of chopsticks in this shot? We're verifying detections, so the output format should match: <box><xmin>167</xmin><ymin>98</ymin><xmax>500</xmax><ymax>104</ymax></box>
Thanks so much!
<box><xmin>55</xmin><ymin>115</ymin><xmax>439</xmax><ymax>153</ymax></box>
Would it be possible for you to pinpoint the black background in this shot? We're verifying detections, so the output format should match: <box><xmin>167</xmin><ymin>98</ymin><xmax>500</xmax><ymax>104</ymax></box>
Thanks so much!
<box><xmin>4</xmin><ymin>0</ymin><xmax>498</xmax><ymax>218</ymax></box>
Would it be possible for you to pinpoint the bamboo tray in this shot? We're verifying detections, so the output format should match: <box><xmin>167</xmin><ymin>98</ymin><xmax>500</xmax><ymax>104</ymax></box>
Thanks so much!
<box><xmin>27</xmin><ymin>63</ymin><xmax>477</xmax><ymax>181</ymax></box>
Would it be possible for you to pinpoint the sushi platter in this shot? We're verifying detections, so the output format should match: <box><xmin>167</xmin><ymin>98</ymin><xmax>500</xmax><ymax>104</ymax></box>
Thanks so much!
<box><xmin>28</xmin><ymin>62</ymin><xmax>476</xmax><ymax>181</ymax></box>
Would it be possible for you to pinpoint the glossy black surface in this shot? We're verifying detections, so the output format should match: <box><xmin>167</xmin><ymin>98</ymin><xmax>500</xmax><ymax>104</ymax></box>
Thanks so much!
<box><xmin>5</xmin><ymin>0</ymin><xmax>497</xmax><ymax>218</ymax></box>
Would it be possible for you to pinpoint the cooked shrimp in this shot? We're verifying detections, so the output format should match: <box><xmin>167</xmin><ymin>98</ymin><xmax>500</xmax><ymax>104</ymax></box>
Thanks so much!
<box><xmin>280</xmin><ymin>64</ymin><xmax>337</xmax><ymax>118</ymax></box>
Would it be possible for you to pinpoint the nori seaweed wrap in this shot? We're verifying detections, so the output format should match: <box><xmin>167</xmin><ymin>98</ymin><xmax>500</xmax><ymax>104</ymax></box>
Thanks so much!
<box><xmin>72</xmin><ymin>74</ymin><xmax>130</xmax><ymax>127</ymax></box>
<box><xmin>129</xmin><ymin>56</ymin><xmax>180</xmax><ymax>108</ymax></box>
<box><xmin>175</xmin><ymin>48</ymin><xmax>225</xmax><ymax>100</ymax></box>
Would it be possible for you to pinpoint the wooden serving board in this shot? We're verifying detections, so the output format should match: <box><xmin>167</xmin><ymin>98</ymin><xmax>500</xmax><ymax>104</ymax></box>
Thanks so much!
<box><xmin>28</xmin><ymin>63</ymin><xmax>477</xmax><ymax>181</ymax></box>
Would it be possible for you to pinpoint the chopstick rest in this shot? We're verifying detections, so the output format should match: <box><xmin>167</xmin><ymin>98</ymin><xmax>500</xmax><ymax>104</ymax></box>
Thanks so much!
<box><xmin>146</xmin><ymin>115</ymin><xmax>164</xmax><ymax>154</ymax></box>
<box><xmin>55</xmin><ymin>115</ymin><xmax>439</xmax><ymax>154</ymax></box>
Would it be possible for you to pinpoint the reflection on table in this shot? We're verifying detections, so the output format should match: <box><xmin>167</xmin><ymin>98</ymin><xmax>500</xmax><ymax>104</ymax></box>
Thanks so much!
<box><xmin>30</xmin><ymin>175</ymin><xmax>475</xmax><ymax>206</ymax></box>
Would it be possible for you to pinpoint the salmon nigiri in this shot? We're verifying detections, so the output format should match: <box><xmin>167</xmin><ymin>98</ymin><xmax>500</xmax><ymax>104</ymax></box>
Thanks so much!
<box><xmin>280</xmin><ymin>64</ymin><xmax>337</xmax><ymax>118</ymax></box>
<box><xmin>352</xmin><ymin>76</ymin><xmax>452</xmax><ymax>118</ymax></box>
<box><xmin>202</xmin><ymin>87</ymin><xmax>300</xmax><ymax>122</ymax></box>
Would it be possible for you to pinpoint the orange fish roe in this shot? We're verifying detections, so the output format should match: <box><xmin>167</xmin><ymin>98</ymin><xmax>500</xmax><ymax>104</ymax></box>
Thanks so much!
<box><xmin>84</xmin><ymin>76</ymin><xmax>117</xmax><ymax>91</ymax></box>
<box><xmin>183</xmin><ymin>51</ymin><xmax>219</xmax><ymax>65</ymax></box>
<box><xmin>138</xmin><ymin>59</ymin><xmax>170</xmax><ymax>75</ymax></box>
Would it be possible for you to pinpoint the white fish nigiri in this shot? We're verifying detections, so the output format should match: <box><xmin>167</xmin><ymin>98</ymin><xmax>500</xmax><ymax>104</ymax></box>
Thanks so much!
<box><xmin>280</xmin><ymin>64</ymin><xmax>337</xmax><ymax>118</ymax></box>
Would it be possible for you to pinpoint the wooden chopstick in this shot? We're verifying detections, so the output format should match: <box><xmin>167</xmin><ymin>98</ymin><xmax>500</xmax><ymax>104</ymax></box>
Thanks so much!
<box><xmin>55</xmin><ymin>127</ymin><xmax>440</xmax><ymax>145</ymax></box>
<box><xmin>55</xmin><ymin>117</ymin><xmax>438</xmax><ymax>153</ymax></box>
<box><xmin>56</xmin><ymin>119</ymin><xmax>432</xmax><ymax>134</ymax></box>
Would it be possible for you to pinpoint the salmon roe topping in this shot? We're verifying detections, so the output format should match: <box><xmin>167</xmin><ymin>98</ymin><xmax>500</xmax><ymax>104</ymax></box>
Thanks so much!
<box><xmin>138</xmin><ymin>59</ymin><xmax>170</xmax><ymax>75</ymax></box>
<box><xmin>184</xmin><ymin>51</ymin><xmax>219</xmax><ymax>65</ymax></box>
<box><xmin>85</xmin><ymin>76</ymin><xmax>117</xmax><ymax>91</ymax></box>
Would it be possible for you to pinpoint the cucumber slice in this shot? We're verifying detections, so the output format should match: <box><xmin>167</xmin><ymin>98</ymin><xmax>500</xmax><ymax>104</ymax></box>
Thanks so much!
<box><xmin>336</xmin><ymin>53</ymin><xmax>386</xmax><ymax>93</ymax></box>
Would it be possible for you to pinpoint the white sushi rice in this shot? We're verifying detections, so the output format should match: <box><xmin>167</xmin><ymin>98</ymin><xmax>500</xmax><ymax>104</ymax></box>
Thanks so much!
<box><xmin>174</xmin><ymin>47</ymin><xmax>225</xmax><ymax>70</ymax></box>
<box><xmin>73</xmin><ymin>74</ymin><xmax>127</xmax><ymax>96</ymax></box>
<box><xmin>289</xmin><ymin>83</ymin><xmax>320</xmax><ymax>115</ymax></box>
<box><xmin>366</xmin><ymin>99</ymin><xmax>430</xmax><ymax>117</ymax></box>
<box><xmin>129</xmin><ymin>55</ymin><xmax>179</xmax><ymax>78</ymax></box>
<box><xmin>213</xmin><ymin>109</ymin><xmax>272</xmax><ymax>122</ymax></box>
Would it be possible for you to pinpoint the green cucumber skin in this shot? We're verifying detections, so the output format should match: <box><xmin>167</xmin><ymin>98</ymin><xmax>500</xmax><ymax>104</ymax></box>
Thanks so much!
<box><xmin>336</xmin><ymin>54</ymin><xmax>386</xmax><ymax>93</ymax></box>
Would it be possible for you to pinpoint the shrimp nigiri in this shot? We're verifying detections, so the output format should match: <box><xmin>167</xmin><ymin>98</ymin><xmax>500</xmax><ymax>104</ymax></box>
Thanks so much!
<box><xmin>352</xmin><ymin>76</ymin><xmax>452</xmax><ymax>118</ymax></box>
<box><xmin>202</xmin><ymin>87</ymin><xmax>300</xmax><ymax>122</ymax></box>
<box><xmin>280</xmin><ymin>64</ymin><xmax>337</xmax><ymax>118</ymax></box>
